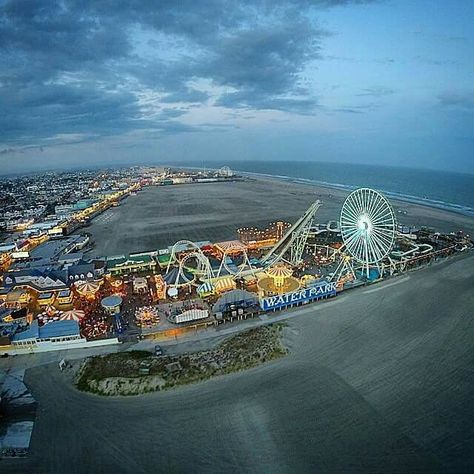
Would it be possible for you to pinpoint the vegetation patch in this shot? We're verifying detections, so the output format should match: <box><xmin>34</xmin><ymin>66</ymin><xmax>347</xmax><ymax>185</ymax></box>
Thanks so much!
<box><xmin>76</xmin><ymin>323</ymin><xmax>288</xmax><ymax>396</ymax></box>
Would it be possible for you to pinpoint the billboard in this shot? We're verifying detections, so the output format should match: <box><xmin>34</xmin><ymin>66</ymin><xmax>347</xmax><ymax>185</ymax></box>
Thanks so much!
<box><xmin>260</xmin><ymin>281</ymin><xmax>336</xmax><ymax>311</ymax></box>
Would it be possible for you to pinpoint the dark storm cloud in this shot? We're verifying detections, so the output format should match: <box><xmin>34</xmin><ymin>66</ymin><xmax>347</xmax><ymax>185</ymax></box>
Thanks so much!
<box><xmin>0</xmin><ymin>82</ymin><xmax>150</xmax><ymax>144</ymax></box>
<box><xmin>205</xmin><ymin>19</ymin><xmax>321</xmax><ymax>113</ymax></box>
<box><xmin>0</xmin><ymin>0</ymin><xmax>376</xmax><ymax>149</ymax></box>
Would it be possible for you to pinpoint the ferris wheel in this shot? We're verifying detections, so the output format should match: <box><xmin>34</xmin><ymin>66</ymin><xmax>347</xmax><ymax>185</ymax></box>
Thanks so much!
<box><xmin>340</xmin><ymin>188</ymin><xmax>396</xmax><ymax>277</ymax></box>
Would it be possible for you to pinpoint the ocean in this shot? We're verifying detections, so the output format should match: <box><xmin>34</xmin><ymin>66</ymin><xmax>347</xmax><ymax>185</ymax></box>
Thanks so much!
<box><xmin>184</xmin><ymin>161</ymin><xmax>474</xmax><ymax>218</ymax></box>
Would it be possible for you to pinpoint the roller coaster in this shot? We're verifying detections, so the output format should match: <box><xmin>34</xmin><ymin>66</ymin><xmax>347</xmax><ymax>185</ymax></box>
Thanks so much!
<box><xmin>164</xmin><ymin>200</ymin><xmax>322</xmax><ymax>288</ymax></box>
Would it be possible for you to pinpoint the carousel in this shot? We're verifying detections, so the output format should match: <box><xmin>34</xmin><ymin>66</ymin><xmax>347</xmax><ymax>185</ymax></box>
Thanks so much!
<box><xmin>59</xmin><ymin>309</ymin><xmax>86</xmax><ymax>322</ymax></box>
<box><xmin>75</xmin><ymin>280</ymin><xmax>103</xmax><ymax>299</ymax></box>
<box><xmin>37</xmin><ymin>306</ymin><xmax>87</xmax><ymax>325</ymax></box>
<box><xmin>257</xmin><ymin>263</ymin><xmax>300</xmax><ymax>296</ymax></box>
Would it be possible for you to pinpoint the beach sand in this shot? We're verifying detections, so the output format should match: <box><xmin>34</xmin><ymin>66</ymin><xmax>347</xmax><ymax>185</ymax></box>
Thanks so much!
<box><xmin>3</xmin><ymin>252</ymin><xmax>473</xmax><ymax>473</ymax></box>
<box><xmin>82</xmin><ymin>177</ymin><xmax>474</xmax><ymax>257</ymax></box>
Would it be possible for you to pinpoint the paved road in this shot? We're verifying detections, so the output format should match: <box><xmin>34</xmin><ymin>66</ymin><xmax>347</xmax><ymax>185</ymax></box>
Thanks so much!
<box><xmin>2</xmin><ymin>253</ymin><xmax>474</xmax><ymax>473</ymax></box>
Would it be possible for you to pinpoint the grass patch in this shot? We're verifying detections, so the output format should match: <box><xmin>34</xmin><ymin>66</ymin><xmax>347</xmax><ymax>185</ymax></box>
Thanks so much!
<box><xmin>76</xmin><ymin>324</ymin><xmax>288</xmax><ymax>396</ymax></box>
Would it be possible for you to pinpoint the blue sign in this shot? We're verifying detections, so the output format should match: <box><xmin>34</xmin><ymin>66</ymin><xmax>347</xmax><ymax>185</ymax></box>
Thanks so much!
<box><xmin>260</xmin><ymin>281</ymin><xmax>337</xmax><ymax>311</ymax></box>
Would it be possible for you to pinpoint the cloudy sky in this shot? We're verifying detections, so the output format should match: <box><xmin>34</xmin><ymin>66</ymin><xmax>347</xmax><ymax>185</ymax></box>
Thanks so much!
<box><xmin>1</xmin><ymin>0</ymin><xmax>473</xmax><ymax>174</ymax></box>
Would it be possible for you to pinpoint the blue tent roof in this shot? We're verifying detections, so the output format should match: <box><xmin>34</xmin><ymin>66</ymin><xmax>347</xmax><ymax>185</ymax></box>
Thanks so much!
<box><xmin>12</xmin><ymin>320</ymin><xmax>40</xmax><ymax>341</ymax></box>
<box><xmin>101</xmin><ymin>295</ymin><xmax>123</xmax><ymax>308</ymax></box>
<box><xmin>164</xmin><ymin>267</ymin><xmax>193</xmax><ymax>285</ymax></box>
<box><xmin>39</xmin><ymin>320</ymin><xmax>80</xmax><ymax>338</ymax></box>
<box><xmin>198</xmin><ymin>282</ymin><xmax>214</xmax><ymax>294</ymax></box>
<box><xmin>12</xmin><ymin>320</ymin><xmax>81</xmax><ymax>341</ymax></box>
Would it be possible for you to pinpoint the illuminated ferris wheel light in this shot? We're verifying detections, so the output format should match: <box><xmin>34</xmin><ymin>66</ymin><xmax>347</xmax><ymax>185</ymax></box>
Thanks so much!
<box><xmin>340</xmin><ymin>188</ymin><xmax>396</xmax><ymax>275</ymax></box>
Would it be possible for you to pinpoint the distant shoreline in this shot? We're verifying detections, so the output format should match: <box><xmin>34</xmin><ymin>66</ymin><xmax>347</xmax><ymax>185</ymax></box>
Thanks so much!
<box><xmin>175</xmin><ymin>164</ymin><xmax>474</xmax><ymax>219</ymax></box>
<box><xmin>239</xmin><ymin>170</ymin><xmax>474</xmax><ymax>219</ymax></box>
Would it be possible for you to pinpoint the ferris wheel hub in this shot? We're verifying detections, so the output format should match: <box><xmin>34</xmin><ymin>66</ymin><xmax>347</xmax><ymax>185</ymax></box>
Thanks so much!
<box><xmin>357</xmin><ymin>215</ymin><xmax>372</xmax><ymax>233</ymax></box>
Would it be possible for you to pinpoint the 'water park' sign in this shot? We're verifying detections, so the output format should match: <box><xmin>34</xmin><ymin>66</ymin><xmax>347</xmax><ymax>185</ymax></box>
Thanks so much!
<box><xmin>260</xmin><ymin>281</ymin><xmax>337</xmax><ymax>311</ymax></box>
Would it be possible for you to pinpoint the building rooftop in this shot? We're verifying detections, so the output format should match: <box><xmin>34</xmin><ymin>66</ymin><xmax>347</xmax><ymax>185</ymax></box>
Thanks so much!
<box><xmin>29</xmin><ymin>235</ymin><xmax>83</xmax><ymax>261</ymax></box>
<box><xmin>106</xmin><ymin>254</ymin><xmax>155</xmax><ymax>267</ymax></box>
<box><xmin>12</xmin><ymin>320</ymin><xmax>39</xmax><ymax>341</ymax></box>
<box><xmin>12</xmin><ymin>320</ymin><xmax>80</xmax><ymax>341</ymax></box>
<box><xmin>39</xmin><ymin>320</ymin><xmax>80</xmax><ymax>339</ymax></box>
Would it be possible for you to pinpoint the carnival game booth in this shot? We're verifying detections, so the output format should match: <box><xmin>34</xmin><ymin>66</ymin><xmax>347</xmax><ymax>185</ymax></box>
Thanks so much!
<box><xmin>214</xmin><ymin>240</ymin><xmax>247</xmax><ymax>257</ymax></box>
<box><xmin>166</xmin><ymin>299</ymin><xmax>210</xmax><ymax>325</ymax></box>
<box><xmin>197</xmin><ymin>281</ymin><xmax>215</xmax><ymax>298</ymax></box>
<box><xmin>133</xmin><ymin>277</ymin><xmax>148</xmax><ymax>294</ymax></box>
<box><xmin>209</xmin><ymin>277</ymin><xmax>236</xmax><ymax>294</ymax></box>
<box><xmin>154</xmin><ymin>275</ymin><xmax>167</xmax><ymax>300</ymax></box>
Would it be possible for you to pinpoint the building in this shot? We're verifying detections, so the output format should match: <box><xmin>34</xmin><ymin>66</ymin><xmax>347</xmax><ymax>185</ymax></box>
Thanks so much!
<box><xmin>237</xmin><ymin>221</ymin><xmax>291</xmax><ymax>249</ymax></box>
<box><xmin>5</xmin><ymin>289</ymin><xmax>31</xmax><ymax>307</ymax></box>
<box><xmin>37</xmin><ymin>292</ymin><xmax>57</xmax><ymax>307</ymax></box>
<box><xmin>67</xmin><ymin>261</ymin><xmax>100</xmax><ymax>282</ymax></box>
<box><xmin>106</xmin><ymin>254</ymin><xmax>157</xmax><ymax>275</ymax></box>
<box><xmin>11</xmin><ymin>320</ymin><xmax>84</xmax><ymax>348</ymax></box>
<box><xmin>3</xmin><ymin>268</ymin><xmax>68</xmax><ymax>294</ymax></box>
<box><xmin>56</xmin><ymin>289</ymin><xmax>73</xmax><ymax>305</ymax></box>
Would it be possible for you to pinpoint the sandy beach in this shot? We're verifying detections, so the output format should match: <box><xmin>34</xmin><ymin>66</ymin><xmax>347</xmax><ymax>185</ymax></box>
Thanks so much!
<box><xmin>2</xmin><ymin>252</ymin><xmax>473</xmax><ymax>473</ymax></box>
<box><xmin>2</xmin><ymin>176</ymin><xmax>472</xmax><ymax>473</ymax></box>
<box><xmin>82</xmin><ymin>177</ymin><xmax>474</xmax><ymax>257</ymax></box>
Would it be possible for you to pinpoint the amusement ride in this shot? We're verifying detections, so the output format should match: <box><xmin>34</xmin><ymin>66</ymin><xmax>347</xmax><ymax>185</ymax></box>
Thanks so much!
<box><xmin>333</xmin><ymin>188</ymin><xmax>397</xmax><ymax>280</ymax></box>
<box><xmin>162</xmin><ymin>187</ymin><xmax>448</xmax><ymax>295</ymax></box>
